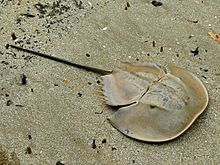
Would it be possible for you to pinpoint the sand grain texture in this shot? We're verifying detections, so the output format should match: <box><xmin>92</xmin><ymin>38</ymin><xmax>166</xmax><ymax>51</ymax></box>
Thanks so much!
<box><xmin>0</xmin><ymin>0</ymin><xmax>219</xmax><ymax>164</ymax></box>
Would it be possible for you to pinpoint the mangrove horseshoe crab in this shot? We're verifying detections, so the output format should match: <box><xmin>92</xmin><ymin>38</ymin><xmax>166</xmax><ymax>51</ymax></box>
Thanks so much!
<box><xmin>8</xmin><ymin>44</ymin><xmax>209</xmax><ymax>142</ymax></box>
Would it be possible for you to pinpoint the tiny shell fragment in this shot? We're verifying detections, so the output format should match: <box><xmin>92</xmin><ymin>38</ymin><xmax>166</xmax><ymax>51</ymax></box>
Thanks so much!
<box><xmin>208</xmin><ymin>31</ymin><xmax>220</xmax><ymax>43</ymax></box>
<box><xmin>63</xmin><ymin>78</ymin><xmax>69</xmax><ymax>85</ymax></box>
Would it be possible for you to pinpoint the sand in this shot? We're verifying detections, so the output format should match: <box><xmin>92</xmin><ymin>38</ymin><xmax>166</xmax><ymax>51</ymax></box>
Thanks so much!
<box><xmin>0</xmin><ymin>0</ymin><xmax>220</xmax><ymax>164</ymax></box>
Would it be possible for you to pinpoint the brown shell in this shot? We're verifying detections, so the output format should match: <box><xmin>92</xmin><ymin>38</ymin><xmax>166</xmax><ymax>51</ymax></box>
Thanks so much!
<box><xmin>102</xmin><ymin>62</ymin><xmax>208</xmax><ymax>142</ymax></box>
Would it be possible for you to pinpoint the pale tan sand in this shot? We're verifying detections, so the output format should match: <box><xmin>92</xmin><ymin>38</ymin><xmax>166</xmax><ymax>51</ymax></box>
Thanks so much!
<box><xmin>0</xmin><ymin>0</ymin><xmax>219</xmax><ymax>164</ymax></box>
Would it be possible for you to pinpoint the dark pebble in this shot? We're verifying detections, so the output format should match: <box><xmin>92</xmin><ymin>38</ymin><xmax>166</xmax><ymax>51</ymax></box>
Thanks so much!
<box><xmin>56</xmin><ymin>161</ymin><xmax>65</xmax><ymax>165</ymax></box>
<box><xmin>26</xmin><ymin>146</ymin><xmax>32</xmax><ymax>154</ymax></box>
<box><xmin>102</xmin><ymin>139</ymin><xmax>107</xmax><ymax>144</ymax></box>
<box><xmin>21</xmin><ymin>74</ymin><xmax>27</xmax><ymax>85</ymax></box>
<box><xmin>28</xmin><ymin>134</ymin><xmax>32</xmax><ymax>140</ymax></box>
<box><xmin>6</xmin><ymin>100</ymin><xmax>13</xmax><ymax>106</ymax></box>
<box><xmin>92</xmin><ymin>139</ymin><xmax>96</xmax><ymax>149</ymax></box>
<box><xmin>190</xmin><ymin>47</ymin><xmax>199</xmax><ymax>56</ymax></box>
<box><xmin>112</xmin><ymin>147</ymin><xmax>117</xmax><ymax>151</ymax></box>
<box><xmin>77</xmin><ymin>92</ymin><xmax>82</xmax><ymax>97</ymax></box>
<box><xmin>151</xmin><ymin>1</ymin><xmax>163</xmax><ymax>7</ymax></box>
<box><xmin>11</xmin><ymin>33</ymin><xmax>17</xmax><ymax>40</ymax></box>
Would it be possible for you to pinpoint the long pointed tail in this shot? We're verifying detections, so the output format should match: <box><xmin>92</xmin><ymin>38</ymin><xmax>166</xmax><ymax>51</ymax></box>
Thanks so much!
<box><xmin>7</xmin><ymin>44</ymin><xmax>112</xmax><ymax>75</ymax></box>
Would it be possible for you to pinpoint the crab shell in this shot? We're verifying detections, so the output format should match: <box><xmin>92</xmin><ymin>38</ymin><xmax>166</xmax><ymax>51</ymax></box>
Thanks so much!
<box><xmin>102</xmin><ymin>62</ymin><xmax>209</xmax><ymax>142</ymax></box>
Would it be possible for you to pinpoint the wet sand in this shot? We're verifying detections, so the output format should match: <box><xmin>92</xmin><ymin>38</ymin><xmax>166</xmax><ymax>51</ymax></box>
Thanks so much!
<box><xmin>0</xmin><ymin>0</ymin><xmax>220</xmax><ymax>164</ymax></box>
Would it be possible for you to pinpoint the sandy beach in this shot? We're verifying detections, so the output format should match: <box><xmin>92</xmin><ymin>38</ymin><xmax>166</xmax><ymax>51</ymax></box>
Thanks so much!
<box><xmin>0</xmin><ymin>0</ymin><xmax>220</xmax><ymax>164</ymax></box>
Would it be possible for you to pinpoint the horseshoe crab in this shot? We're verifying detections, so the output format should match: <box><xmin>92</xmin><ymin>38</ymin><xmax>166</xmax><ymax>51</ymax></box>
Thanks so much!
<box><xmin>8</xmin><ymin>44</ymin><xmax>209</xmax><ymax>142</ymax></box>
